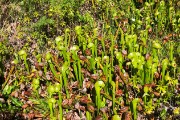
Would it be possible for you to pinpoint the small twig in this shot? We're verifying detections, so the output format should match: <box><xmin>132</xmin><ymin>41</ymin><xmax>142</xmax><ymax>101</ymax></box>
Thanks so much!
<box><xmin>2</xmin><ymin>65</ymin><xmax>15</xmax><ymax>89</ymax></box>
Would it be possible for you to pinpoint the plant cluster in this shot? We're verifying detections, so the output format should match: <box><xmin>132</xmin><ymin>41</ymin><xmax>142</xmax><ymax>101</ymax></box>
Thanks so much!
<box><xmin>0</xmin><ymin>0</ymin><xmax>180</xmax><ymax>120</ymax></box>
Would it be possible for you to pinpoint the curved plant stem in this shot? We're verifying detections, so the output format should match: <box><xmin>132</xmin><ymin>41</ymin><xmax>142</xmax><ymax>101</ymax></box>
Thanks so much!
<box><xmin>58</xmin><ymin>92</ymin><xmax>63</xmax><ymax>120</ymax></box>
<box><xmin>131</xmin><ymin>98</ymin><xmax>139</xmax><ymax>120</ymax></box>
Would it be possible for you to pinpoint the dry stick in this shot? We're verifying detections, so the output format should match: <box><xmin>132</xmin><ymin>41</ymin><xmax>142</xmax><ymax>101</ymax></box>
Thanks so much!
<box><xmin>2</xmin><ymin>65</ymin><xmax>15</xmax><ymax>90</ymax></box>
<box><xmin>100</xmin><ymin>92</ymin><xmax>122</xmax><ymax>106</ymax></box>
<box><xmin>113</xmin><ymin>23</ymin><xmax>121</xmax><ymax>92</ymax></box>
<box><xmin>114</xmin><ymin>23</ymin><xmax>121</xmax><ymax>41</ymax></box>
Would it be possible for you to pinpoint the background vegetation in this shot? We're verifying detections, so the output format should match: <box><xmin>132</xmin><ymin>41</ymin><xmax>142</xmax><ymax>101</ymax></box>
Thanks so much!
<box><xmin>0</xmin><ymin>0</ymin><xmax>180</xmax><ymax>119</ymax></box>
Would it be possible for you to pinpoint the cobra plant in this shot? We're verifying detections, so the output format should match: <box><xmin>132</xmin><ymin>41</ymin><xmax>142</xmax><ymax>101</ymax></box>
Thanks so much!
<box><xmin>131</xmin><ymin>98</ymin><xmax>140</xmax><ymax>120</ymax></box>
<box><xmin>95</xmin><ymin>80</ymin><xmax>105</xmax><ymax>114</ymax></box>
<box><xmin>54</xmin><ymin>83</ymin><xmax>63</xmax><ymax>120</ymax></box>
<box><xmin>161</xmin><ymin>58</ymin><xmax>169</xmax><ymax>84</ymax></box>
<box><xmin>61</xmin><ymin>61</ymin><xmax>70</xmax><ymax>98</ymax></box>
<box><xmin>75</xmin><ymin>26</ymin><xmax>83</xmax><ymax>47</ymax></box>
<box><xmin>152</xmin><ymin>40</ymin><xmax>162</xmax><ymax>58</ymax></box>
<box><xmin>70</xmin><ymin>45</ymin><xmax>83</xmax><ymax>87</ymax></box>
<box><xmin>55</xmin><ymin>36</ymin><xmax>68</xmax><ymax>62</ymax></box>
<box><xmin>45</xmin><ymin>52</ymin><xmax>59</xmax><ymax>79</ymax></box>
<box><xmin>128</xmin><ymin>52</ymin><xmax>145</xmax><ymax>84</ymax></box>
<box><xmin>18</xmin><ymin>50</ymin><xmax>29</xmax><ymax>74</ymax></box>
